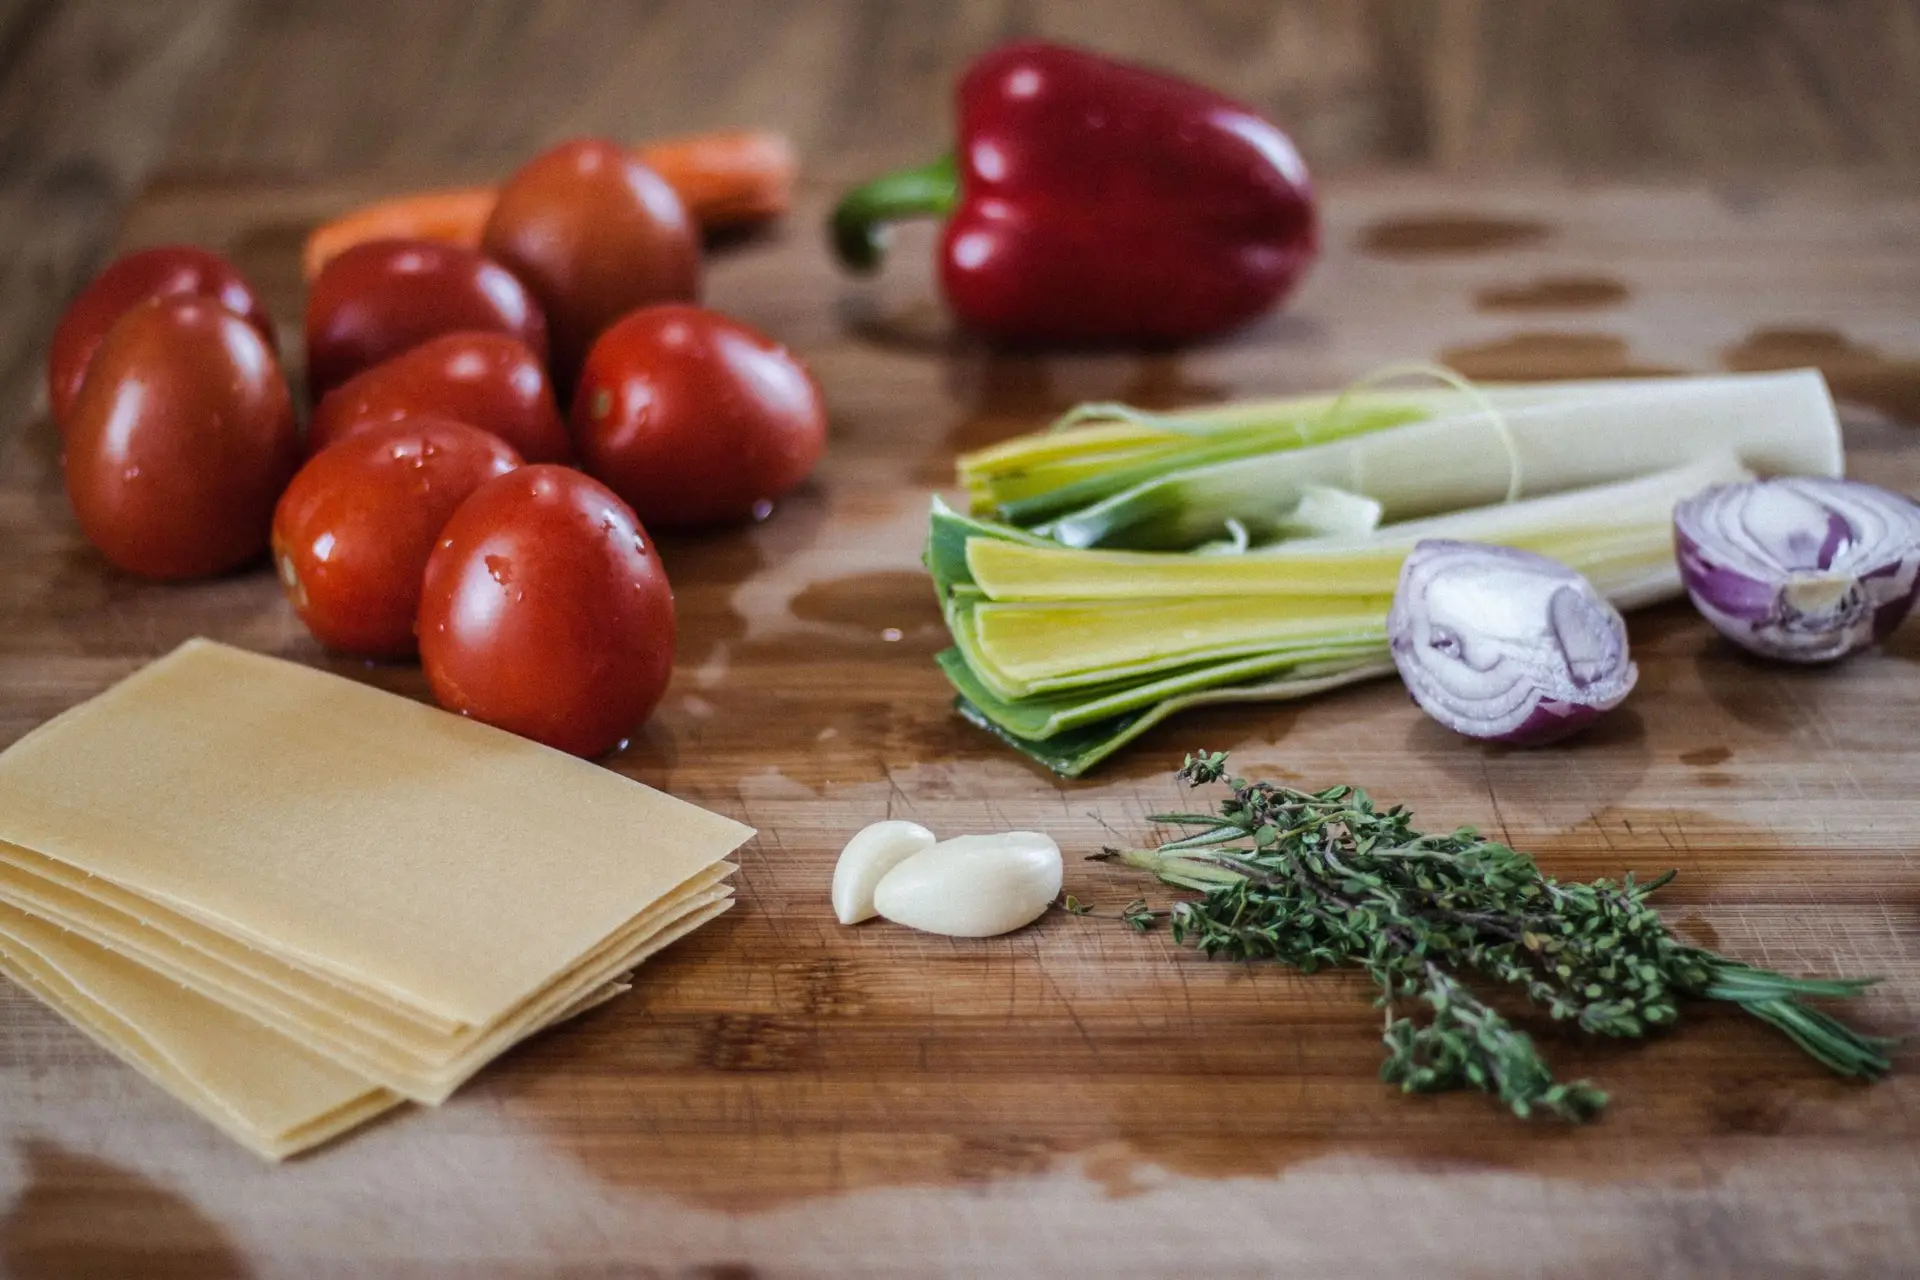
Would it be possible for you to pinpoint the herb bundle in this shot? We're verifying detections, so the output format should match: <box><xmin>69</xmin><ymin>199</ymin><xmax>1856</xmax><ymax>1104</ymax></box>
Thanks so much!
<box><xmin>1095</xmin><ymin>752</ymin><xmax>1893</xmax><ymax>1119</ymax></box>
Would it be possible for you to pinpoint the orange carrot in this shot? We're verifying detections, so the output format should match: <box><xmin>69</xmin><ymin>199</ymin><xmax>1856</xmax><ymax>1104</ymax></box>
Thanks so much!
<box><xmin>301</xmin><ymin>130</ymin><xmax>797</xmax><ymax>282</ymax></box>
<box><xmin>638</xmin><ymin>129</ymin><xmax>795</xmax><ymax>225</ymax></box>
<box><xmin>302</xmin><ymin>187</ymin><xmax>494</xmax><ymax>282</ymax></box>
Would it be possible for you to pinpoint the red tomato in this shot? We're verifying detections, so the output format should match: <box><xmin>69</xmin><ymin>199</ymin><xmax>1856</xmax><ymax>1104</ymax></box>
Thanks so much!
<box><xmin>308</xmin><ymin>331</ymin><xmax>572</xmax><ymax>463</ymax></box>
<box><xmin>64</xmin><ymin>297</ymin><xmax>299</xmax><ymax>579</ymax></box>
<box><xmin>272</xmin><ymin>417</ymin><xmax>522</xmax><ymax>658</ymax></box>
<box><xmin>418</xmin><ymin>465</ymin><xmax>675</xmax><ymax>757</ymax></box>
<box><xmin>304</xmin><ymin>238</ymin><xmax>548</xmax><ymax>396</ymax></box>
<box><xmin>480</xmin><ymin>139</ymin><xmax>699</xmax><ymax>387</ymax></box>
<box><xmin>47</xmin><ymin>245</ymin><xmax>275</xmax><ymax>432</ymax></box>
<box><xmin>571</xmin><ymin>304</ymin><xmax>827</xmax><ymax>529</ymax></box>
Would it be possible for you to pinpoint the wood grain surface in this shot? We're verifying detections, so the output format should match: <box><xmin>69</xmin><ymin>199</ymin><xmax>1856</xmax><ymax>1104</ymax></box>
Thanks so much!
<box><xmin>0</xmin><ymin>164</ymin><xmax>1915</xmax><ymax>1280</ymax></box>
<box><xmin>2</xmin><ymin>4</ymin><xmax>1920</xmax><ymax>1278</ymax></box>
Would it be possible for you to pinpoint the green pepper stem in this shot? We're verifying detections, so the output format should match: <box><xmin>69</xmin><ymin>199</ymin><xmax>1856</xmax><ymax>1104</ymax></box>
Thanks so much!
<box><xmin>829</xmin><ymin>154</ymin><xmax>959</xmax><ymax>273</ymax></box>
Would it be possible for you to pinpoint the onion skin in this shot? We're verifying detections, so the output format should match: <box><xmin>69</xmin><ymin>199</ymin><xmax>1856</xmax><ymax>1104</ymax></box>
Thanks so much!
<box><xmin>1674</xmin><ymin>477</ymin><xmax>1920</xmax><ymax>664</ymax></box>
<box><xmin>1388</xmin><ymin>540</ymin><xmax>1638</xmax><ymax>746</ymax></box>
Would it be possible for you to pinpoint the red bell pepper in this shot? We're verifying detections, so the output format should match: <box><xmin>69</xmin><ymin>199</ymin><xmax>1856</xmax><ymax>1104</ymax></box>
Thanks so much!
<box><xmin>831</xmin><ymin>41</ymin><xmax>1318</xmax><ymax>346</ymax></box>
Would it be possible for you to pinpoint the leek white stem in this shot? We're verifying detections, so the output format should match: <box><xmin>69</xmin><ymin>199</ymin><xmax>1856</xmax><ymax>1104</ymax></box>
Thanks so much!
<box><xmin>966</xmin><ymin>455</ymin><xmax>1751</xmax><ymax>603</ymax></box>
<box><xmin>1037</xmin><ymin>371</ymin><xmax>1839</xmax><ymax>549</ymax></box>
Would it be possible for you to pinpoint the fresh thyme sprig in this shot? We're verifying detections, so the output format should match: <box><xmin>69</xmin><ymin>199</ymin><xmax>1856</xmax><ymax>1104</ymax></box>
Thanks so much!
<box><xmin>1092</xmin><ymin>750</ymin><xmax>1894</xmax><ymax>1120</ymax></box>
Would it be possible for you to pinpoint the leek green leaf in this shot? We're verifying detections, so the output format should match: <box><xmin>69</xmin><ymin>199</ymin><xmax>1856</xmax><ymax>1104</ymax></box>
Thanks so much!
<box><xmin>953</xmin><ymin>659</ymin><xmax>1396</xmax><ymax>777</ymax></box>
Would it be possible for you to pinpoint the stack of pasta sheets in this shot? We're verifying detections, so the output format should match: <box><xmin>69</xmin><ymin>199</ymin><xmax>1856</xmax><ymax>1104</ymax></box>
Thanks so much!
<box><xmin>0</xmin><ymin>639</ymin><xmax>753</xmax><ymax>1159</ymax></box>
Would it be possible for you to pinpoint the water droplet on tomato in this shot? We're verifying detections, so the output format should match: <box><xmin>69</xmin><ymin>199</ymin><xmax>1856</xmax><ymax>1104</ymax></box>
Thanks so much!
<box><xmin>485</xmin><ymin>554</ymin><xmax>513</xmax><ymax>585</ymax></box>
<box><xmin>750</xmin><ymin>499</ymin><xmax>774</xmax><ymax>522</ymax></box>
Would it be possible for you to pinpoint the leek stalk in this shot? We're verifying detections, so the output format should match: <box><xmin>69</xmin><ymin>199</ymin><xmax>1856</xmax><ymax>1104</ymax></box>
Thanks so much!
<box><xmin>980</xmin><ymin>371</ymin><xmax>1841</xmax><ymax>551</ymax></box>
<box><xmin>961</xmin><ymin>453</ymin><xmax>1751</xmax><ymax>602</ymax></box>
<box><xmin>925</xmin><ymin>371</ymin><xmax>1846</xmax><ymax>776</ymax></box>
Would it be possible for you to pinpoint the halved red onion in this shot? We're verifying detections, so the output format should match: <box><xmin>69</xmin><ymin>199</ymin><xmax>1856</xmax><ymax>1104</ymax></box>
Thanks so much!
<box><xmin>1388</xmin><ymin>540</ymin><xmax>1638</xmax><ymax>745</ymax></box>
<box><xmin>1673</xmin><ymin>477</ymin><xmax>1920</xmax><ymax>664</ymax></box>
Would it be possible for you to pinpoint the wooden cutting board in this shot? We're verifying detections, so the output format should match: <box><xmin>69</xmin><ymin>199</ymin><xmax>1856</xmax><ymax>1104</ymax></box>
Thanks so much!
<box><xmin>0</xmin><ymin>171</ymin><xmax>1916</xmax><ymax>1278</ymax></box>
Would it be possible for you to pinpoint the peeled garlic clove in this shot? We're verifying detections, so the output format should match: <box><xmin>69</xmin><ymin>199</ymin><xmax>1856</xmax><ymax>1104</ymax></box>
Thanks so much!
<box><xmin>831</xmin><ymin>820</ymin><xmax>938</xmax><ymax>924</ymax></box>
<box><xmin>872</xmin><ymin>832</ymin><xmax>1063</xmax><ymax>938</ymax></box>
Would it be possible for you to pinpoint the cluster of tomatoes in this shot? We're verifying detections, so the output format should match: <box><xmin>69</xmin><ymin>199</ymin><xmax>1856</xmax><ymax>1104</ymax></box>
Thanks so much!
<box><xmin>48</xmin><ymin>138</ymin><xmax>827</xmax><ymax>758</ymax></box>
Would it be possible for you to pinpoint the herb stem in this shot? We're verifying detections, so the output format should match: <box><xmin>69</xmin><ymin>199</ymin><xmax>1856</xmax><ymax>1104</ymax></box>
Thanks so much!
<box><xmin>1098</xmin><ymin>751</ymin><xmax>1893</xmax><ymax>1120</ymax></box>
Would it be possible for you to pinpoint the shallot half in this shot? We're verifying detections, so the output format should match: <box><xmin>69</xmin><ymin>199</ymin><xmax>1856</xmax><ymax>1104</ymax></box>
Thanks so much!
<box><xmin>1673</xmin><ymin>476</ymin><xmax>1920</xmax><ymax>663</ymax></box>
<box><xmin>1387</xmin><ymin>539</ymin><xmax>1637</xmax><ymax>745</ymax></box>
